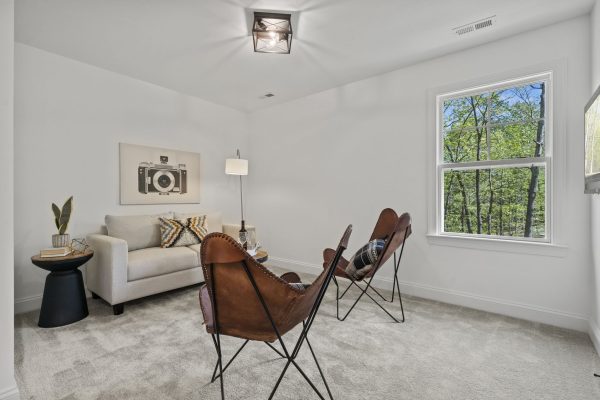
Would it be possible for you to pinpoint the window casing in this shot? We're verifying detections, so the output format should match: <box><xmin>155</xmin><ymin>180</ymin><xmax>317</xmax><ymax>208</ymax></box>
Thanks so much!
<box><xmin>435</xmin><ymin>73</ymin><xmax>552</xmax><ymax>243</ymax></box>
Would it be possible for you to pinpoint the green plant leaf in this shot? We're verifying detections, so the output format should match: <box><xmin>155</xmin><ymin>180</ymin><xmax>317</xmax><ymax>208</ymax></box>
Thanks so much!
<box><xmin>58</xmin><ymin>224</ymin><xmax>67</xmax><ymax>235</ymax></box>
<box><xmin>58</xmin><ymin>196</ymin><xmax>73</xmax><ymax>233</ymax></box>
<box><xmin>52</xmin><ymin>203</ymin><xmax>61</xmax><ymax>231</ymax></box>
<box><xmin>52</xmin><ymin>203</ymin><xmax>61</xmax><ymax>219</ymax></box>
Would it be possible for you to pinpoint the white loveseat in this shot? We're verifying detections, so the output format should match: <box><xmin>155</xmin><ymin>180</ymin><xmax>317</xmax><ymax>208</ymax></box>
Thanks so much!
<box><xmin>86</xmin><ymin>211</ymin><xmax>248</xmax><ymax>315</ymax></box>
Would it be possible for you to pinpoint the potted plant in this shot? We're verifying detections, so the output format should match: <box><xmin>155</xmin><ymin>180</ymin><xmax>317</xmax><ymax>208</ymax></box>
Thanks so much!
<box><xmin>51</xmin><ymin>196</ymin><xmax>73</xmax><ymax>248</ymax></box>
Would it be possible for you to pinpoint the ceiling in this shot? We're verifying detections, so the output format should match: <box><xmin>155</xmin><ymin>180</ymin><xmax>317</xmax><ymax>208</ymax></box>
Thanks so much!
<box><xmin>15</xmin><ymin>0</ymin><xmax>595</xmax><ymax>111</ymax></box>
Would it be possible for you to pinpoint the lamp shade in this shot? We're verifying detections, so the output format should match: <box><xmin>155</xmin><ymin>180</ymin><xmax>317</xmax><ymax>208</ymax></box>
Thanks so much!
<box><xmin>225</xmin><ymin>158</ymin><xmax>248</xmax><ymax>176</ymax></box>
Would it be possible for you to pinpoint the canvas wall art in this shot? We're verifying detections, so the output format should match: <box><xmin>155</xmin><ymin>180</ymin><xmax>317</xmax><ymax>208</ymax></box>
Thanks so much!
<box><xmin>120</xmin><ymin>143</ymin><xmax>201</xmax><ymax>204</ymax></box>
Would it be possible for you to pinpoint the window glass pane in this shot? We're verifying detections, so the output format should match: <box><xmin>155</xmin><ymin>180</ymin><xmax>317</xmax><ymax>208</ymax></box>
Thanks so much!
<box><xmin>443</xmin><ymin>166</ymin><xmax>545</xmax><ymax>238</ymax></box>
<box><xmin>443</xmin><ymin>94</ymin><xmax>488</xmax><ymax>132</ymax></box>
<box><xmin>585</xmin><ymin>93</ymin><xmax>600</xmax><ymax>176</ymax></box>
<box><xmin>443</xmin><ymin>93</ymin><xmax>488</xmax><ymax>163</ymax></box>
<box><xmin>490</xmin><ymin>121</ymin><xmax>545</xmax><ymax>160</ymax></box>
<box><xmin>443</xmin><ymin>126</ymin><xmax>487</xmax><ymax>163</ymax></box>
<box><xmin>491</xmin><ymin>82</ymin><xmax>545</xmax><ymax>124</ymax></box>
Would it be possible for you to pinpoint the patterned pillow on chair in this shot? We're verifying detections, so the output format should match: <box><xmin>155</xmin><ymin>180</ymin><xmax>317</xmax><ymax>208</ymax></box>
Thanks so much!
<box><xmin>345</xmin><ymin>239</ymin><xmax>385</xmax><ymax>280</ymax></box>
<box><xmin>159</xmin><ymin>216</ymin><xmax>207</xmax><ymax>248</ymax></box>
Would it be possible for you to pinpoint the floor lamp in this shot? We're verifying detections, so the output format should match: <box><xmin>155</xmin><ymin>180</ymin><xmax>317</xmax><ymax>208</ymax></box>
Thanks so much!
<box><xmin>225</xmin><ymin>150</ymin><xmax>249</xmax><ymax>248</ymax></box>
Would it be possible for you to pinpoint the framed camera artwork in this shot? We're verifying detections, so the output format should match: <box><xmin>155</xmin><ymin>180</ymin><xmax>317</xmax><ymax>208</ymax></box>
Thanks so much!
<box><xmin>119</xmin><ymin>143</ymin><xmax>201</xmax><ymax>204</ymax></box>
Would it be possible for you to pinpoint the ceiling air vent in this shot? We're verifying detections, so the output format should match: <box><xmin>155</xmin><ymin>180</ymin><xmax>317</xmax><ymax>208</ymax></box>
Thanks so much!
<box><xmin>453</xmin><ymin>16</ymin><xmax>496</xmax><ymax>36</ymax></box>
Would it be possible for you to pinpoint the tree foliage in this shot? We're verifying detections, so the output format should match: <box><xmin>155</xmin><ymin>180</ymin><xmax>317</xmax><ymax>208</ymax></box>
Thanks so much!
<box><xmin>442</xmin><ymin>82</ymin><xmax>546</xmax><ymax>238</ymax></box>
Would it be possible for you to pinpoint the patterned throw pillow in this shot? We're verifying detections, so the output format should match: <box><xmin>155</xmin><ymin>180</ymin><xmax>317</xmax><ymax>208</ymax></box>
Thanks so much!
<box><xmin>159</xmin><ymin>216</ymin><xmax>207</xmax><ymax>248</ymax></box>
<box><xmin>288</xmin><ymin>282</ymin><xmax>310</xmax><ymax>291</ymax></box>
<box><xmin>345</xmin><ymin>239</ymin><xmax>385</xmax><ymax>280</ymax></box>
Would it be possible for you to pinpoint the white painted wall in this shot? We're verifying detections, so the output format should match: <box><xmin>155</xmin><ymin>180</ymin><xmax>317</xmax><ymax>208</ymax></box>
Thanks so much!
<box><xmin>589</xmin><ymin>0</ymin><xmax>600</xmax><ymax>353</ymax></box>
<box><xmin>13</xmin><ymin>44</ymin><xmax>249</xmax><ymax>312</ymax></box>
<box><xmin>249</xmin><ymin>17</ymin><xmax>592</xmax><ymax>331</ymax></box>
<box><xmin>0</xmin><ymin>1</ymin><xmax>18</xmax><ymax>398</ymax></box>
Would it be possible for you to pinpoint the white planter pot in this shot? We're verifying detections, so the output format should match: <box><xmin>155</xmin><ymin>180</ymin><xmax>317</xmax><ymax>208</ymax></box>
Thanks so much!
<box><xmin>52</xmin><ymin>234</ymin><xmax>70</xmax><ymax>248</ymax></box>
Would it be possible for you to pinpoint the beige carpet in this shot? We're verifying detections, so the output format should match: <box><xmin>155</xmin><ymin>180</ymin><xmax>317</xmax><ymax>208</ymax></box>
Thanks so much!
<box><xmin>14</xmin><ymin>269</ymin><xmax>600</xmax><ymax>400</ymax></box>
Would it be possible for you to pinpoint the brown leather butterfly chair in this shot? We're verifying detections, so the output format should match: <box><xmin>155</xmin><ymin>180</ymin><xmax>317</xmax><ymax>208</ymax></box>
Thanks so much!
<box><xmin>199</xmin><ymin>225</ymin><xmax>352</xmax><ymax>400</ymax></box>
<box><xmin>322</xmin><ymin>209</ymin><xmax>411</xmax><ymax>323</ymax></box>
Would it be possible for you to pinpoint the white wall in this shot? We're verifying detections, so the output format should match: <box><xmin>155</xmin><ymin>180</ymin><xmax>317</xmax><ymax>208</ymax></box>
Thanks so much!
<box><xmin>589</xmin><ymin>0</ymin><xmax>600</xmax><ymax>353</ymax></box>
<box><xmin>249</xmin><ymin>17</ymin><xmax>592</xmax><ymax>331</ymax></box>
<box><xmin>13</xmin><ymin>44</ymin><xmax>249</xmax><ymax>312</ymax></box>
<box><xmin>0</xmin><ymin>1</ymin><xmax>18</xmax><ymax>399</ymax></box>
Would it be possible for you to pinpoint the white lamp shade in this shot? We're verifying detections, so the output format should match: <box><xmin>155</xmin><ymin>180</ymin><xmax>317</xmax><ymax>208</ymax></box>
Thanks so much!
<box><xmin>225</xmin><ymin>158</ymin><xmax>248</xmax><ymax>176</ymax></box>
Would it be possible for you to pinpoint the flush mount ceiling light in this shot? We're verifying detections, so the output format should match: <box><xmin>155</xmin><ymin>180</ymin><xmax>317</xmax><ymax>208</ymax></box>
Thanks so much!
<box><xmin>253</xmin><ymin>12</ymin><xmax>292</xmax><ymax>54</ymax></box>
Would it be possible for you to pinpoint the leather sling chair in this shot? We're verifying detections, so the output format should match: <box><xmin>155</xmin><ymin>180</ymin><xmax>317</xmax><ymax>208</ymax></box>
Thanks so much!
<box><xmin>199</xmin><ymin>225</ymin><xmax>352</xmax><ymax>400</ymax></box>
<box><xmin>322</xmin><ymin>209</ymin><xmax>411</xmax><ymax>323</ymax></box>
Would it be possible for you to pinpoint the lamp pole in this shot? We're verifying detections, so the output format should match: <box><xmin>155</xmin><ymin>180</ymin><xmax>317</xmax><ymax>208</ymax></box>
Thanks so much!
<box><xmin>225</xmin><ymin>149</ymin><xmax>249</xmax><ymax>248</ymax></box>
<box><xmin>236</xmin><ymin>149</ymin><xmax>245</xmax><ymax>223</ymax></box>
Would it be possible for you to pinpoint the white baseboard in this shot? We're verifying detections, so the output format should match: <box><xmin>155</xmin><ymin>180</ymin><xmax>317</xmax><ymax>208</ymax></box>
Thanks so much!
<box><xmin>0</xmin><ymin>383</ymin><xmax>20</xmax><ymax>400</ymax></box>
<box><xmin>589</xmin><ymin>319</ymin><xmax>600</xmax><ymax>356</ymax></box>
<box><xmin>14</xmin><ymin>294</ymin><xmax>43</xmax><ymax>314</ymax></box>
<box><xmin>269</xmin><ymin>256</ymin><xmax>590</xmax><ymax>333</ymax></box>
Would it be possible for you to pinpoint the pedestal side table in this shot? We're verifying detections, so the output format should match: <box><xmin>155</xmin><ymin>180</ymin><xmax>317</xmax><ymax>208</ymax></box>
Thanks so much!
<box><xmin>31</xmin><ymin>250</ymin><xmax>93</xmax><ymax>328</ymax></box>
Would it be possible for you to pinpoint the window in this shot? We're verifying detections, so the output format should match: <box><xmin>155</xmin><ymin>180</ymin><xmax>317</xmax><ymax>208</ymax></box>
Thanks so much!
<box><xmin>436</xmin><ymin>73</ymin><xmax>552</xmax><ymax>242</ymax></box>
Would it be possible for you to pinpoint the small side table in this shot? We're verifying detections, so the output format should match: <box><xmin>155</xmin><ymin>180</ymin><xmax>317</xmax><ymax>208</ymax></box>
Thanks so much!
<box><xmin>253</xmin><ymin>249</ymin><xmax>268</xmax><ymax>264</ymax></box>
<box><xmin>31</xmin><ymin>250</ymin><xmax>94</xmax><ymax>328</ymax></box>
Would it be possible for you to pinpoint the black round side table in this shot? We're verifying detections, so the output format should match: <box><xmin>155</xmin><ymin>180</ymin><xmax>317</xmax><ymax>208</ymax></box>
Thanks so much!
<box><xmin>31</xmin><ymin>250</ymin><xmax>94</xmax><ymax>328</ymax></box>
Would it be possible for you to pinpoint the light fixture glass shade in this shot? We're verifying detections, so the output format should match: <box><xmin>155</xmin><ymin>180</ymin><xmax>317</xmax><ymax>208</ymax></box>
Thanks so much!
<box><xmin>225</xmin><ymin>158</ymin><xmax>248</xmax><ymax>175</ymax></box>
<box><xmin>253</xmin><ymin>12</ymin><xmax>292</xmax><ymax>54</ymax></box>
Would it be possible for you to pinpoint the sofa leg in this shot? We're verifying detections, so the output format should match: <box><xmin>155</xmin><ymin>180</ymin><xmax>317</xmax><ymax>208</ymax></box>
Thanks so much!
<box><xmin>91</xmin><ymin>292</ymin><xmax>100</xmax><ymax>299</ymax></box>
<box><xmin>113</xmin><ymin>304</ymin><xmax>124</xmax><ymax>315</ymax></box>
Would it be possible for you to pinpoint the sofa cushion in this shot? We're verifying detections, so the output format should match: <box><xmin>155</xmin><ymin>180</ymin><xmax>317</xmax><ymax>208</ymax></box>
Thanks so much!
<box><xmin>188</xmin><ymin>243</ymin><xmax>202</xmax><ymax>265</ymax></box>
<box><xmin>106</xmin><ymin>213</ymin><xmax>172</xmax><ymax>251</ymax></box>
<box><xmin>159</xmin><ymin>216</ymin><xmax>207</xmax><ymax>248</ymax></box>
<box><xmin>127</xmin><ymin>246</ymin><xmax>199</xmax><ymax>282</ymax></box>
<box><xmin>173</xmin><ymin>211</ymin><xmax>222</xmax><ymax>234</ymax></box>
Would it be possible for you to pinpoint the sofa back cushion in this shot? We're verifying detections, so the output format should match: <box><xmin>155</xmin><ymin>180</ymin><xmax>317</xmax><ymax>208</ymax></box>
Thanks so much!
<box><xmin>173</xmin><ymin>211</ymin><xmax>222</xmax><ymax>234</ymax></box>
<box><xmin>105</xmin><ymin>212</ymin><xmax>173</xmax><ymax>251</ymax></box>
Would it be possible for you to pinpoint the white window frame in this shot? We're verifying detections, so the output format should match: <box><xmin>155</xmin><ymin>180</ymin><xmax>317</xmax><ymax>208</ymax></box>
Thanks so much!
<box><xmin>434</xmin><ymin>72</ymin><xmax>553</xmax><ymax>244</ymax></box>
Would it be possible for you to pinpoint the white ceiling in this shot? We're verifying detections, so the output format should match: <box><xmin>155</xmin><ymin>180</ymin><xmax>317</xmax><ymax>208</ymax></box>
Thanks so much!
<box><xmin>15</xmin><ymin>0</ymin><xmax>594</xmax><ymax>111</ymax></box>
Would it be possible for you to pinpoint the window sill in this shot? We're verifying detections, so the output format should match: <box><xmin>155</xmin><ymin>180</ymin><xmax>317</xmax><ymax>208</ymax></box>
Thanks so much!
<box><xmin>426</xmin><ymin>234</ymin><xmax>568</xmax><ymax>258</ymax></box>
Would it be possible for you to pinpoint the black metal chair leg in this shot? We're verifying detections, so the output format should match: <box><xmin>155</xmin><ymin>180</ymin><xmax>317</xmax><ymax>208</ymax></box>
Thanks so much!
<box><xmin>268</xmin><ymin>360</ymin><xmax>292</xmax><ymax>400</ymax></box>
<box><xmin>215</xmin><ymin>333</ymin><xmax>224</xmax><ymax>399</ymax></box>
<box><xmin>290</xmin><ymin>360</ymin><xmax>327</xmax><ymax>400</ymax></box>
<box><xmin>333</xmin><ymin>277</ymin><xmax>341</xmax><ymax>320</ymax></box>
<box><xmin>305</xmin><ymin>336</ymin><xmax>334</xmax><ymax>399</ymax></box>
<box><xmin>210</xmin><ymin>335</ymin><xmax>220</xmax><ymax>382</ymax></box>
<box><xmin>265</xmin><ymin>341</ymin><xmax>286</xmax><ymax>358</ymax></box>
<box><xmin>335</xmin><ymin>245</ymin><xmax>408</xmax><ymax>323</ymax></box>
<box><xmin>337</xmin><ymin>278</ymin><xmax>354</xmax><ymax>300</ymax></box>
<box><xmin>394</xmin><ymin>269</ymin><xmax>405</xmax><ymax>322</ymax></box>
<box><xmin>212</xmin><ymin>339</ymin><xmax>250</xmax><ymax>381</ymax></box>
<box><xmin>336</xmin><ymin>278</ymin><xmax>404</xmax><ymax>323</ymax></box>
<box><xmin>337</xmin><ymin>280</ymin><xmax>369</xmax><ymax>321</ymax></box>
<box><xmin>358</xmin><ymin>283</ymin><xmax>401</xmax><ymax>323</ymax></box>
<box><xmin>367</xmin><ymin>285</ymin><xmax>391</xmax><ymax>302</ymax></box>
<box><xmin>391</xmin><ymin>252</ymin><xmax>398</xmax><ymax>303</ymax></box>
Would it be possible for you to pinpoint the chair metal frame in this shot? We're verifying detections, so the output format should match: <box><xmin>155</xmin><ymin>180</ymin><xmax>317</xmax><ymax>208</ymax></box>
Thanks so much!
<box><xmin>207</xmin><ymin>227</ymin><xmax>351</xmax><ymax>400</ymax></box>
<box><xmin>332</xmin><ymin>221</ymin><xmax>409</xmax><ymax>324</ymax></box>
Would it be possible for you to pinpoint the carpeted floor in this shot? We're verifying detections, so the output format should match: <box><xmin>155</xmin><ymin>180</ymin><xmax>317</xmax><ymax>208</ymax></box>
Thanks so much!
<box><xmin>14</xmin><ymin>267</ymin><xmax>600</xmax><ymax>400</ymax></box>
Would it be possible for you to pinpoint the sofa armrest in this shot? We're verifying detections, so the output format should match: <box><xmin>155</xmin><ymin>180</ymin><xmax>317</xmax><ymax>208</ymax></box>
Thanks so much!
<box><xmin>222</xmin><ymin>223</ymin><xmax>256</xmax><ymax>241</ymax></box>
<box><xmin>86</xmin><ymin>234</ymin><xmax>129</xmax><ymax>305</ymax></box>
